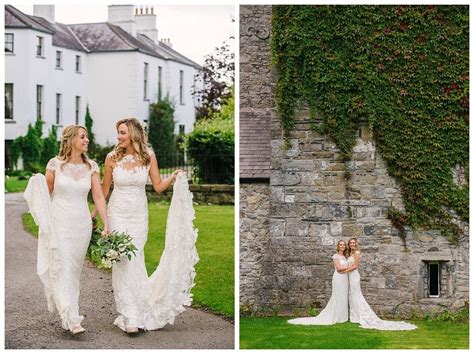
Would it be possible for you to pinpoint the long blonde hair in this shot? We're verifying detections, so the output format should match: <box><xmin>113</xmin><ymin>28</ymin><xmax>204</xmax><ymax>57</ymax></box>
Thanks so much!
<box><xmin>57</xmin><ymin>125</ymin><xmax>91</xmax><ymax>169</ymax></box>
<box><xmin>346</xmin><ymin>237</ymin><xmax>359</xmax><ymax>257</ymax></box>
<box><xmin>112</xmin><ymin>118</ymin><xmax>151</xmax><ymax>165</ymax></box>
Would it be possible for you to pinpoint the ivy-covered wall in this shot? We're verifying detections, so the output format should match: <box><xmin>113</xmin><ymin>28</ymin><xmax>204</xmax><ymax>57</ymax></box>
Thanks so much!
<box><xmin>271</xmin><ymin>5</ymin><xmax>468</xmax><ymax>242</ymax></box>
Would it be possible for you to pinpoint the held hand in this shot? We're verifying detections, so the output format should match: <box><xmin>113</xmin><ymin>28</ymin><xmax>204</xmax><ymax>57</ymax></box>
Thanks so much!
<box><xmin>101</xmin><ymin>224</ymin><xmax>110</xmax><ymax>238</ymax></box>
<box><xmin>172</xmin><ymin>170</ymin><xmax>184</xmax><ymax>179</ymax></box>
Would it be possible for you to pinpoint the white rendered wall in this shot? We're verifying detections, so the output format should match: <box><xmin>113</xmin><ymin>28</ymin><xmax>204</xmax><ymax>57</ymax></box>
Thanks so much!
<box><xmin>5</xmin><ymin>28</ymin><xmax>88</xmax><ymax>141</ymax></box>
<box><xmin>86</xmin><ymin>51</ymin><xmax>140</xmax><ymax>146</ymax></box>
<box><xmin>165</xmin><ymin>60</ymin><xmax>198</xmax><ymax>133</ymax></box>
<box><xmin>5</xmin><ymin>29</ymin><xmax>199</xmax><ymax>146</ymax></box>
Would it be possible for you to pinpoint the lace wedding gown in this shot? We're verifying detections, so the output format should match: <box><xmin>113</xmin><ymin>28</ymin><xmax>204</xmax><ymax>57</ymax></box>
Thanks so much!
<box><xmin>348</xmin><ymin>251</ymin><xmax>416</xmax><ymax>330</ymax></box>
<box><xmin>108</xmin><ymin>153</ymin><xmax>199</xmax><ymax>331</ymax></box>
<box><xmin>288</xmin><ymin>254</ymin><xmax>349</xmax><ymax>325</ymax></box>
<box><xmin>25</xmin><ymin>157</ymin><xmax>99</xmax><ymax>331</ymax></box>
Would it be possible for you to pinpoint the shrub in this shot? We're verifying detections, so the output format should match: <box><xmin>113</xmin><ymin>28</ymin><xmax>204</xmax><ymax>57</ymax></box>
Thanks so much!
<box><xmin>186</xmin><ymin>114</ymin><xmax>234</xmax><ymax>184</ymax></box>
<box><xmin>40</xmin><ymin>125</ymin><xmax>59</xmax><ymax>167</ymax></box>
<box><xmin>11</xmin><ymin>119</ymin><xmax>44</xmax><ymax>172</ymax></box>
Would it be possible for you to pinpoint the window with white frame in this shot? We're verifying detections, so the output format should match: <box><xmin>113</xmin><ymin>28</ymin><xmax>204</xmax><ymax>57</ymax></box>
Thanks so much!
<box><xmin>76</xmin><ymin>55</ymin><xmax>81</xmax><ymax>72</ymax></box>
<box><xmin>179</xmin><ymin>70</ymin><xmax>184</xmax><ymax>105</ymax></box>
<box><xmin>158</xmin><ymin>66</ymin><xmax>162</xmax><ymax>101</ymax></box>
<box><xmin>5</xmin><ymin>83</ymin><xmax>13</xmax><ymax>119</ymax></box>
<box><xmin>5</xmin><ymin>33</ymin><xmax>14</xmax><ymax>53</ymax></box>
<box><xmin>179</xmin><ymin>124</ymin><xmax>185</xmax><ymax>135</ymax></box>
<box><xmin>56</xmin><ymin>93</ymin><xmax>62</xmax><ymax>125</ymax></box>
<box><xmin>75</xmin><ymin>96</ymin><xmax>81</xmax><ymax>124</ymax></box>
<box><xmin>36</xmin><ymin>85</ymin><xmax>43</xmax><ymax>119</ymax></box>
<box><xmin>36</xmin><ymin>36</ymin><xmax>44</xmax><ymax>57</ymax></box>
<box><xmin>56</xmin><ymin>51</ymin><xmax>62</xmax><ymax>68</ymax></box>
<box><xmin>144</xmin><ymin>62</ymin><xmax>149</xmax><ymax>99</ymax></box>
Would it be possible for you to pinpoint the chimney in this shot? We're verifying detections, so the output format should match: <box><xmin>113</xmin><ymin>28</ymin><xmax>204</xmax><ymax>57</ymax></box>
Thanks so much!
<box><xmin>160</xmin><ymin>38</ymin><xmax>173</xmax><ymax>48</ymax></box>
<box><xmin>134</xmin><ymin>6</ymin><xmax>158</xmax><ymax>43</ymax></box>
<box><xmin>33</xmin><ymin>5</ymin><xmax>55</xmax><ymax>23</ymax></box>
<box><xmin>108</xmin><ymin>5</ymin><xmax>136</xmax><ymax>37</ymax></box>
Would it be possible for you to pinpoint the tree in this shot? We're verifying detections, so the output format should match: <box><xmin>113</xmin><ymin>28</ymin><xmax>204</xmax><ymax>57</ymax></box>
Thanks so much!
<box><xmin>84</xmin><ymin>105</ymin><xmax>99</xmax><ymax>159</ymax></box>
<box><xmin>193</xmin><ymin>42</ymin><xmax>234</xmax><ymax>121</ymax></box>
<box><xmin>148</xmin><ymin>97</ymin><xmax>176</xmax><ymax>168</ymax></box>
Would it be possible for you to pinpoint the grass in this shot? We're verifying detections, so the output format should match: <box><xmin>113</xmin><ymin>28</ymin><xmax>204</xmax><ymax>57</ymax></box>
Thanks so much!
<box><xmin>144</xmin><ymin>202</ymin><xmax>234</xmax><ymax>318</ymax></box>
<box><xmin>5</xmin><ymin>176</ymin><xmax>29</xmax><ymax>193</ymax></box>
<box><xmin>22</xmin><ymin>202</ymin><xmax>234</xmax><ymax>318</ymax></box>
<box><xmin>239</xmin><ymin>316</ymin><xmax>469</xmax><ymax>349</ymax></box>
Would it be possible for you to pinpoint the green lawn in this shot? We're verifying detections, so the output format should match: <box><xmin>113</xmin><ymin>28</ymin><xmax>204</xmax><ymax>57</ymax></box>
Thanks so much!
<box><xmin>22</xmin><ymin>202</ymin><xmax>234</xmax><ymax>318</ymax></box>
<box><xmin>144</xmin><ymin>202</ymin><xmax>234</xmax><ymax>318</ymax></box>
<box><xmin>240</xmin><ymin>317</ymin><xmax>469</xmax><ymax>349</ymax></box>
<box><xmin>5</xmin><ymin>176</ymin><xmax>29</xmax><ymax>192</ymax></box>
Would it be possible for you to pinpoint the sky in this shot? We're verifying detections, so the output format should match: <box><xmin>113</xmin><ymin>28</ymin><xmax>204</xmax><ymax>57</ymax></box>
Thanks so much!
<box><xmin>12</xmin><ymin>4</ymin><xmax>235</xmax><ymax>66</ymax></box>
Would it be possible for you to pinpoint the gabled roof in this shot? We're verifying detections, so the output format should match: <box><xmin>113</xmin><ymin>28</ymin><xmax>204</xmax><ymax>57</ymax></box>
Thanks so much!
<box><xmin>69</xmin><ymin>22</ymin><xmax>164</xmax><ymax>58</ymax></box>
<box><xmin>5</xmin><ymin>5</ymin><xmax>201</xmax><ymax>67</ymax></box>
<box><xmin>137</xmin><ymin>33</ymin><xmax>201</xmax><ymax>69</ymax></box>
<box><xmin>31</xmin><ymin>16</ymin><xmax>88</xmax><ymax>52</ymax></box>
<box><xmin>240</xmin><ymin>108</ymin><xmax>271</xmax><ymax>180</ymax></box>
<box><xmin>5</xmin><ymin>5</ymin><xmax>53</xmax><ymax>34</ymax></box>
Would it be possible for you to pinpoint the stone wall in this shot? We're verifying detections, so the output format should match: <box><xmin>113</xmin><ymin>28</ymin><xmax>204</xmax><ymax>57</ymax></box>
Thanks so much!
<box><xmin>239</xmin><ymin>5</ymin><xmax>469</xmax><ymax>317</ymax></box>
<box><xmin>240</xmin><ymin>183</ymin><xmax>271</xmax><ymax>308</ymax></box>
<box><xmin>239</xmin><ymin>5</ymin><xmax>274</xmax><ymax>308</ymax></box>
<box><xmin>267</xmin><ymin>112</ymin><xmax>469</xmax><ymax>316</ymax></box>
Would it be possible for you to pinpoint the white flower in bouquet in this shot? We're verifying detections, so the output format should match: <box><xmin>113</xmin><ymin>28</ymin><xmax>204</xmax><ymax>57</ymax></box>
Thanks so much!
<box><xmin>106</xmin><ymin>249</ymin><xmax>119</xmax><ymax>260</ymax></box>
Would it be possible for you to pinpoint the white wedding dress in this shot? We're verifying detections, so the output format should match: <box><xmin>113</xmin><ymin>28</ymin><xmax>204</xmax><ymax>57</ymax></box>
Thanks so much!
<box><xmin>25</xmin><ymin>157</ymin><xmax>99</xmax><ymax>331</ymax></box>
<box><xmin>108</xmin><ymin>153</ymin><xmax>199</xmax><ymax>331</ymax></box>
<box><xmin>348</xmin><ymin>251</ymin><xmax>416</xmax><ymax>330</ymax></box>
<box><xmin>288</xmin><ymin>254</ymin><xmax>349</xmax><ymax>325</ymax></box>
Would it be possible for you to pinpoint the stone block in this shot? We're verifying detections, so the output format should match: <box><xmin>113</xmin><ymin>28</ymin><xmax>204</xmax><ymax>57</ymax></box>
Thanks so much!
<box><xmin>342</xmin><ymin>223</ymin><xmax>363</xmax><ymax>237</ymax></box>
<box><xmin>269</xmin><ymin>218</ymin><xmax>285</xmax><ymax>238</ymax></box>
<box><xmin>281</xmin><ymin>159</ymin><xmax>314</xmax><ymax>171</ymax></box>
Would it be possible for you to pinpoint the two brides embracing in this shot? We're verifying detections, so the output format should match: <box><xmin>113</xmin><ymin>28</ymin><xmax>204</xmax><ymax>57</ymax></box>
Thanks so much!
<box><xmin>288</xmin><ymin>238</ymin><xmax>416</xmax><ymax>331</ymax></box>
<box><xmin>24</xmin><ymin>118</ymin><xmax>198</xmax><ymax>335</ymax></box>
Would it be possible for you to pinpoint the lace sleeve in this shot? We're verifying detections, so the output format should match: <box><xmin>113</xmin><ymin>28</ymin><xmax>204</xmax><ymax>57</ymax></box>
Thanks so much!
<box><xmin>46</xmin><ymin>157</ymin><xmax>58</xmax><ymax>172</ymax></box>
<box><xmin>90</xmin><ymin>160</ymin><xmax>100</xmax><ymax>174</ymax></box>
<box><xmin>332</xmin><ymin>253</ymin><xmax>338</xmax><ymax>260</ymax></box>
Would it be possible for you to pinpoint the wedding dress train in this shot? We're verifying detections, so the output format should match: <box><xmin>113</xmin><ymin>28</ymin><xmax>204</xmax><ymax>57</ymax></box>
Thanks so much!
<box><xmin>348</xmin><ymin>252</ymin><xmax>416</xmax><ymax>331</ymax></box>
<box><xmin>288</xmin><ymin>254</ymin><xmax>349</xmax><ymax>325</ymax></box>
<box><xmin>108</xmin><ymin>154</ymin><xmax>199</xmax><ymax>331</ymax></box>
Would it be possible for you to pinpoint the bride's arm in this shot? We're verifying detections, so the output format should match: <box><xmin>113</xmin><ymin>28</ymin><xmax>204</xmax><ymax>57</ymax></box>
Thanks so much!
<box><xmin>91</xmin><ymin>155</ymin><xmax>113</xmax><ymax>219</ymax></box>
<box><xmin>149</xmin><ymin>152</ymin><xmax>180</xmax><ymax>193</ymax></box>
<box><xmin>341</xmin><ymin>252</ymin><xmax>361</xmax><ymax>273</ymax></box>
<box><xmin>45</xmin><ymin>169</ymin><xmax>55</xmax><ymax>194</ymax></box>
<box><xmin>334</xmin><ymin>258</ymin><xmax>348</xmax><ymax>272</ymax></box>
<box><xmin>91</xmin><ymin>172</ymin><xmax>109</xmax><ymax>234</ymax></box>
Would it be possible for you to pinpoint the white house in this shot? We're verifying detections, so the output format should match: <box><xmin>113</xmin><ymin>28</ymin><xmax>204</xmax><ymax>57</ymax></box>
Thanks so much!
<box><xmin>5</xmin><ymin>4</ymin><xmax>202</xmax><ymax>167</ymax></box>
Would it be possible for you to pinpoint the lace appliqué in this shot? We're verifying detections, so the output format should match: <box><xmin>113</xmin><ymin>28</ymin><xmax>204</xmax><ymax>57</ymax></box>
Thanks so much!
<box><xmin>47</xmin><ymin>157</ymin><xmax>98</xmax><ymax>181</ymax></box>
<box><xmin>115</xmin><ymin>154</ymin><xmax>148</xmax><ymax>174</ymax></box>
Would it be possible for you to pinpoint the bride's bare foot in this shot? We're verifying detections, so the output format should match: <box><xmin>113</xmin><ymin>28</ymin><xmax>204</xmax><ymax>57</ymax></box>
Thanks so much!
<box><xmin>71</xmin><ymin>325</ymin><xmax>85</xmax><ymax>335</ymax></box>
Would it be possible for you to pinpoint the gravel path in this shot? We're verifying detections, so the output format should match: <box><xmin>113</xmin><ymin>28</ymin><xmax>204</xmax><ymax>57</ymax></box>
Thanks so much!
<box><xmin>4</xmin><ymin>193</ymin><xmax>234</xmax><ymax>349</ymax></box>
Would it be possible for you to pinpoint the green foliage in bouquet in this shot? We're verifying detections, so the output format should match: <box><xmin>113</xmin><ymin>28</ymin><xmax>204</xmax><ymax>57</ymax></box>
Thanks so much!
<box><xmin>87</xmin><ymin>227</ymin><xmax>138</xmax><ymax>269</ymax></box>
<box><xmin>271</xmin><ymin>5</ymin><xmax>468</xmax><ymax>242</ymax></box>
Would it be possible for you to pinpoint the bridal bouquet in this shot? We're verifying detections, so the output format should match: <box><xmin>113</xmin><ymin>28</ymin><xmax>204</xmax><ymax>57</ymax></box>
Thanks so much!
<box><xmin>87</xmin><ymin>226</ymin><xmax>138</xmax><ymax>269</ymax></box>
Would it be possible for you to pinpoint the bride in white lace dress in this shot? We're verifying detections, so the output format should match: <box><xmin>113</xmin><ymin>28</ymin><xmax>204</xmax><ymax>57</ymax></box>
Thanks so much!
<box><xmin>288</xmin><ymin>240</ymin><xmax>349</xmax><ymax>325</ymax></box>
<box><xmin>343</xmin><ymin>238</ymin><xmax>416</xmax><ymax>331</ymax></box>
<box><xmin>93</xmin><ymin>118</ymin><xmax>198</xmax><ymax>334</ymax></box>
<box><xmin>25</xmin><ymin>125</ymin><xmax>109</xmax><ymax>335</ymax></box>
